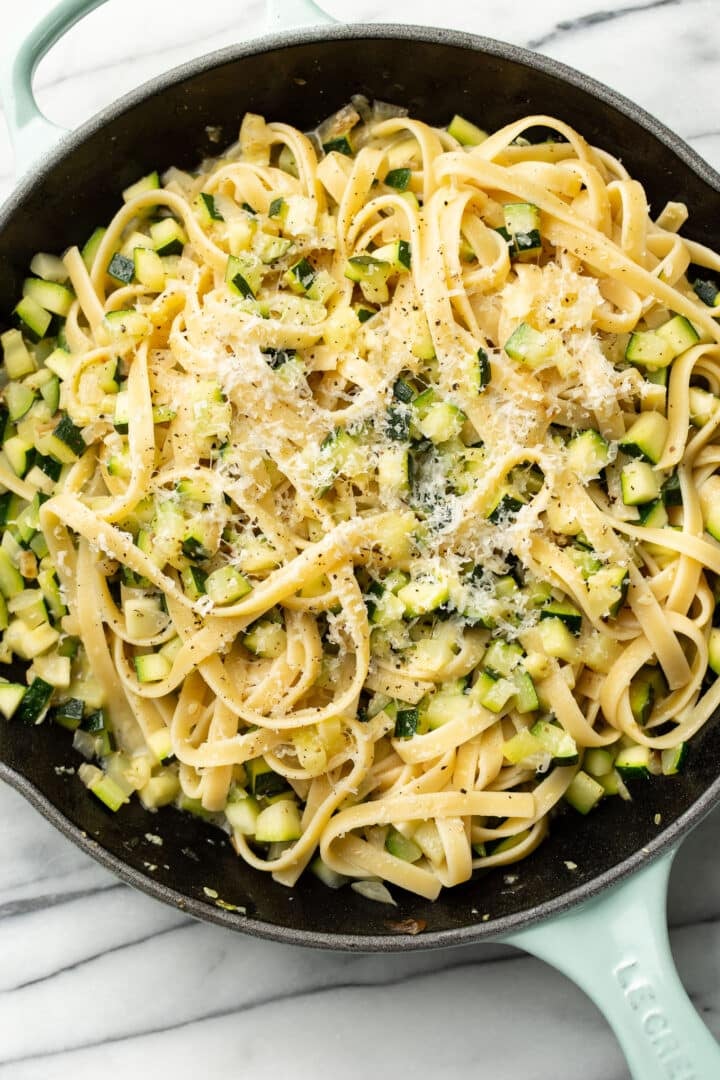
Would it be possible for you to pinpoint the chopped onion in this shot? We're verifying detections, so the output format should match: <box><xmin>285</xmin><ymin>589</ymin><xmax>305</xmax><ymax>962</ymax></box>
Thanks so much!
<box><xmin>351</xmin><ymin>879</ymin><xmax>397</xmax><ymax>906</ymax></box>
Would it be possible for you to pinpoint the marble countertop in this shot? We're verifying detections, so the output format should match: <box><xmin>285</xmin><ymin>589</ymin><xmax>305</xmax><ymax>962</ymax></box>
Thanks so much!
<box><xmin>2</xmin><ymin>1</ymin><xmax>720</xmax><ymax>1076</ymax></box>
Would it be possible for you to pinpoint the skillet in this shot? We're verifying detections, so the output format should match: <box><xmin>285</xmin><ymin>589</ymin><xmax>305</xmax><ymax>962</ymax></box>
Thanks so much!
<box><xmin>0</xmin><ymin>1</ymin><xmax>719</xmax><ymax>1075</ymax></box>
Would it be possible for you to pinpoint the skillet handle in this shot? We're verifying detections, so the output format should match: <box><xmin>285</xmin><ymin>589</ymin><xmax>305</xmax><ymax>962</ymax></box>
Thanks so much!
<box><xmin>266</xmin><ymin>0</ymin><xmax>337</xmax><ymax>29</ymax></box>
<box><xmin>0</xmin><ymin>0</ymin><xmax>337</xmax><ymax>177</ymax></box>
<box><xmin>0</xmin><ymin>0</ymin><xmax>107</xmax><ymax>174</ymax></box>
<box><xmin>501</xmin><ymin>848</ymin><xmax>720</xmax><ymax>1079</ymax></box>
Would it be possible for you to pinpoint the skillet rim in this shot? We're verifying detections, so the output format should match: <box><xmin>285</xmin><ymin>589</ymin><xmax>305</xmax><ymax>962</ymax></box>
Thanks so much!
<box><xmin>1</xmin><ymin>20</ymin><xmax>720</xmax><ymax>951</ymax></box>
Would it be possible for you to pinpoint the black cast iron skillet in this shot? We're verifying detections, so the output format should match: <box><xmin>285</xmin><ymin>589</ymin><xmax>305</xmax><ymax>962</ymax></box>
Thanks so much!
<box><xmin>1</xmin><ymin>2</ymin><xmax>719</xmax><ymax>1074</ymax></box>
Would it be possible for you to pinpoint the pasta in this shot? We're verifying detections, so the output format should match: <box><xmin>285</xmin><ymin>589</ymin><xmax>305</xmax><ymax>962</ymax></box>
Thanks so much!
<box><xmin>3</xmin><ymin>98</ymin><xmax>720</xmax><ymax>903</ymax></box>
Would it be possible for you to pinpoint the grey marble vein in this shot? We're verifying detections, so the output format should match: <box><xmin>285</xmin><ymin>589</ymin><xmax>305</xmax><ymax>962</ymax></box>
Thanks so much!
<box><xmin>0</xmin><ymin>881</ymin><xmax>122</xmax><ymax>921</ymax></box>
<box><xmin>527</xmin><ymin>0</ymin><xmax>685</xmax><ymax>49</ymax></box>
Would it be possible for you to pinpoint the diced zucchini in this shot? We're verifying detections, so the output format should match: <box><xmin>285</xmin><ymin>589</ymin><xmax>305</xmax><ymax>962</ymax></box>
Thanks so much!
<box><xmin>638</xmin><ymin>499</ymin><xmax>668</xmax><ymax>528</ymax></box>
<box><xmin>78</xmin><ymin>763</ymin><xmax>129</xmax><ymax>812</ymax></box>
<box><xmin>32</xmin><ymin>653</ymin><xmax>71</xmax><ymax>689</ymax></box>
<box><xmin>283</xmin><ymin>256</ymin><xmax>316</xmax><ymax>295</ymax></box>
<box><xmin>422</xmin><ymin>686</ymin><xmax>474</xmax><ymax>730</ymax></box>
<box><xmin>397</xmin><ymin>576</ymin><xmax>449</xmax><ymax>617</ymax></box>
<box><xmin>613</xmin><ymin>743</ymin><xmax>651</xmax><ymax>777</ymax></box>
<box><xmin>23</xmin><ymin>278</ymin><xmax>74</xmax><ymax>318</ymax></box>
<box><xmin>486</xmin><ymin>485</ymin><xmax>525</xmax><ymax>522</ymax></box>
<box><xmin>5</xmin><ymin>382</ymin><xmax>36</xmax><ymax>422</ymax></box>
<box><xmin>225</xmin><ymin>790</ymin><xmax>260</xmax><ymax>834</ymax></box>
<box><xmin>2</xmin><ymin>329</ymin><xmax>35</xmax><ymax>378</ymax></box>
<box><xmin>615</xmin><ymin>743</ymin><xmax>651</xmax><ymax>779</ymax></box>
<box><xmin>323</xmin><ymin>136</ymin><xmax>353</xmax><ymax>156</ymax></box>
<box><xmin>103</xmin><ymin>309</ymin><xmax>151</xmax><ymax>339</ymax></box>
<box><xmin>123</xmin><ymin>170</ymin><xmax>160</xmax><ymax>203</ymax></box>
<box><xmin>504</xmin><ymin>323</ymin><xmax>556</xmax><ymax>368</ymax></box>
<box><xmin>344</xmin><ymin>255</ymin><xmax>391</xmax><ymax>304</ymax></box>
<box><xmin>9</xmin><ymin>588</ymin><xmax>48</xmax><ymax>628</ymax></box>
<box><xmin>621</xmin><ymin>460</ymin><xmax>661</xmax><ymax>506</ymax></box>
<box><xmin>699</xmin><ymin>476</ymin><xmax>720</xmax><ymax>541</ymax></box>
<box><xmin>693</xmin><ymin>279</ymin><xmax>720</xmax><ymax>307</ymax></box>
<box><xmin>124</xmin><ymin>594</ymin><xmax>167</xmax><ymax>640</ymax></box>
<box><xmin>4</xmin><ymin>435</ymin><xmax>34</xmax><ymax>477</ymax></box>
<box><xmin>619</xmin><ymin>412</ymin><xmax>668</xmax><ymax>464</ymax></box>
<box><xmin>709</xmin><ymin>626</ymin><xmax>720</xmax><ymax>675</ymax></box>
<box><xmin>483</xmin><ymin>640</ymin><xmax>523</xmax><ymax>677</ymax></box>
<box><xmin>81</xmin><ymin>227</ymin><xmax>106</xmax><ymax>271</ymax></box>
<box><xmin>150</xmin><ymin>218</ymin><xmax>187</xmax><ymax>256</ymax></box>
<box><xmin>0</xmin><ymin>548</ymin><xmax>24</xmax><ymax>598</ymax></box>
<box><xmin>195</xmin><ymin>191</ymin><xmax>224</xmax><ymax>224</ymax></box>
<box><xmin>205</xmin><ymin>565</ymin><xmax>253</xmax><ymax>606</ymax></box>
<box><xmin>254</xmin><ymin>799</ymin><xmax>302</xmax><ymax>842</ymax></box>
<box><xmin>625</xmin><ymin>330</ymin><xmax>674</xmax><ymax>369</ymax></box>
<box><xmin>584</xmin><ymin>747</ymin><xmax>614</xmax><ymax>777</ymax></box>
<box><xmin>530</xmin><ymin>719</ymin><xmax>578</xmax><ymax>763</ymax></box>
<box><xmin>536</xmin><ymin>617</ymin><xmax>579</xmax><ymax>662</ymax></box>
<box><xmin>566</xmin><ymin>429</ymin><xmax>610</xmax><ymax>480</ymax></box>
<box><xmin>566</xmin><ymin>546</ymin><xmax>602</xmax><ymax>577</ymax></box>
<box><xmin>385</xmin><ymin>826</ymin><xmax>422</xmax><ymax>863</ymax></box>
<box><xmin>500</xmin><ymin>202</ymin><xmax>542</xmax><ymax>259</ymax></box>
<box><xmin>384</xmin><ymin>167</ymin><xmax>411</xmax><ymax>191</ymax></box>
<box><xmin>629</xmin><ymin>674</ymin><xmax>653</xmax><ymax>726</ymax></box>
<box><xmin>476</xmin><ymin>348</ymin><xmax>491</xmax><ymax>391</ymax></box>
<box><xmin>656</xmin><ymin>314</ymin><xmax>700</xmax><ymax>355</ymax></box>
<box><xmin>133</xmin><ymin>247</ymin><xmax>166</xmax><ymax>292</ymax></box>
<box><xmin>473</xmin><ymin>671</ymin><xmax>516</xmax><ymax>713</ymax></box>
<box><xmin>587</xmin><ymin>565</ymin><xmax>629</xmax><ymax>618</ymax></box>
<box><xmin>15</xmin><ymin>296</ymin><xmax>51</xmax><ymax>342</ymax></box>
<box><xmin>139</xmin><ymin>769</ymin><xmax>180</xmax><ymax>809</ymax></box>
<box><xmin>106</xmin><ymin>252</ymin><xmax>135</xmax><ymax>286</ymax></box>
<box><xmin>226</xmin><ymin>253</ymin><xmax>264</xmax><ymax>299</ymax></box>
<box><xmin>134</xmin><ymin>652</ymin><xmax>172</xmax><ymax>683</ymax></box>
<box><xmin>371</xmin><ymin>240</ymin><xmax>412</xmax><ymax>272</ymax></box>
<box><xmin>540</xmin><ymin>600</ymin><xmax>583</xmax><ymax>635</ymax></box>
<box><xmin>447</xmin><ymin>114</ymin><xmax>487</xmax><ymax>146</ymax></box>
<box><xmin>37</xmin><ymin>412</ymin><xmax>85</xmax><ymax>466</ymax></box>
<box><xmin>15</xmin><ymin>677</ymin><xmax>53</xmax><ymax>724</ymax></box>
<box><xmin>247</xmin><ymin>757</ymin><xmax>287</xmax><ymax>799</ymax></box>
<box><xmin>629</xmin><ymin>665</ymin><xmax>667</xmax><ymax>727</ymax></box>
<box><xmin>40</xmin><ymin>374</ymin><xmax>60</xmax><ymax>413</ymax></box>
<box><xmin>416</xmin><ymin>401</ymin><xmax>466</xmax><ymax>444</ymax></box>
<box><xmin>565</xmin><ymin>770</ymin><xmax>604</xmax><ymax>813</ymax></box>
<box><xmin>44</xmin><ymin>347</ymin><xmax>72</xmax><ymax>381</ymax></box>
<box><xmin>661</xmin><ymin>743</ymin><xmax>688</xmax><ymax>776</ymax></box>
<box><xmin>243</xmin><ymin>620</ymin><xmax>286</xmax><ymax>659</ymax></box>
<box><xmin>4</xmin><ymin>618</ymin><xmax>59</xmax><ymax>658</ymax></box>
<box><xmin>512</xmin><ymin>670</ymin><xmax>540</xmax><ymax>713</ymax></box>
<box><xmin>503</xmin><ymin>727</ymin><xmax>543</xmax><ymax>765</ymax></box>
<box><xmin>0</xmin><ymin>681</ymin><xmax>26</xmax><ymax>720</ymax></box>
<box><xmin>51</xmin><ymin>697</ymin><xmax>84</xmax><ymax>731</ymax></box>
<box><xmin>394</xmin><ymin>707</ymin><xmax>419</xmax><ymax>738</ymax></box>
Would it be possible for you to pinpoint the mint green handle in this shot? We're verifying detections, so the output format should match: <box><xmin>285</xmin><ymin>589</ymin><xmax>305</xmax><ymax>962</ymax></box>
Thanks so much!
<box><xmin>266</xmin><ymin>0</ymin><xmax>336</xmax><ymax>29</ymax></box>
<box><xmin>0</xmin><ymin>0</ymin><xmax>335</xmax><ymax>176</ymax></box>
<box><xmin>503</xmin><ymin>849</ymin><xmax>720</xmax><ymax>1079</ymax></box>
<box><xmin>0</xmin><ymin>0</ymin><xmax>106</xmax><ymax>173</ymax></box>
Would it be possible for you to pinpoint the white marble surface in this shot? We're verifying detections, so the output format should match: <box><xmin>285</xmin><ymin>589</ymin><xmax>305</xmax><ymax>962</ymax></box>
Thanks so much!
<box><xmin>2</xmin><ymin>1</ymin><xmax>720</xmax><ymax>1076</ymax></box>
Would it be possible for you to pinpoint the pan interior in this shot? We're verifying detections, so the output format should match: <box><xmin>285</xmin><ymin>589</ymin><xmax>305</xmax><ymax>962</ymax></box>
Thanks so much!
<box><xmin>2</xmin><ymin>28</ymin><xmax>720</xmax><ymax>946</ymax></box>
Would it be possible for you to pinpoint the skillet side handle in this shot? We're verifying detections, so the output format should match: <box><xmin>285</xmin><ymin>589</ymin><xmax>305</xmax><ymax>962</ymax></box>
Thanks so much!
<box><xmin>266</xmin><ymin>0</ymin><xmax>337</xmax><ymax>30</ymax></box>
<box><xmin>0</xmin><ymin>0</ymin><xmax>108</xmax><ymax>175</ymax></box>
<box><xmin>501</xmin><ymin>848</ymin><xmax>719</xmax><ymax>1079</ymax></box>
